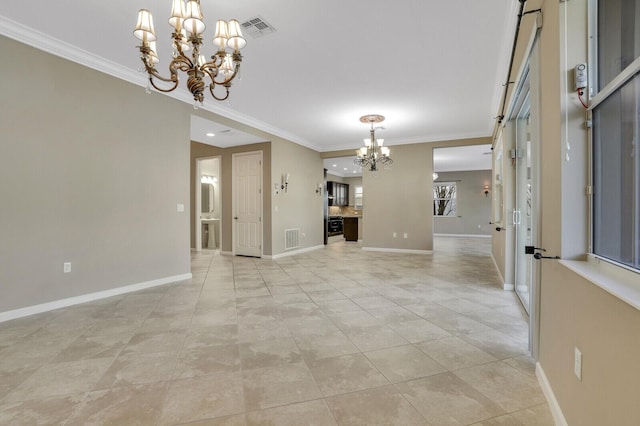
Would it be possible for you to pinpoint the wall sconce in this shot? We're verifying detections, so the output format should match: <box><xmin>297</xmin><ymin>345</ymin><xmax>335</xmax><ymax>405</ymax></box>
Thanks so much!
<box><xmin>315</xmin><ymin>183</ymin><xmax>322</xmax><ymax>195</ymax></box>
<box><xmin>483</xmin><ymin>184</ymin><xmax>490</xmax><ymax>197</ymax></box>
<box><xmin>281</xmin><ymin>173</ymin><xmax>290</xmax><ymax>192</ymax></box>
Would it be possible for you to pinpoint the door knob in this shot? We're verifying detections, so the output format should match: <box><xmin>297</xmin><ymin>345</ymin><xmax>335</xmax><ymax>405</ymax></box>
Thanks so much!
<box><xmin>234</xmin><ymin>216</ymin><xmax>238</xmax><ymax>220</ymax></box>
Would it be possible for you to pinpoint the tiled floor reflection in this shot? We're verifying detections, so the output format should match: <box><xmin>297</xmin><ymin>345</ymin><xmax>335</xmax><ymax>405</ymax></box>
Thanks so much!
<box><xmin>0</xmin><ymin>237</ymin><xmax>554</xmax><ymax>425</ymax></box>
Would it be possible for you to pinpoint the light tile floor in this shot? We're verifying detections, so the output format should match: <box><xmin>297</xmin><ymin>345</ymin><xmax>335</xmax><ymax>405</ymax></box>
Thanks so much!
<box><xmin>0</xmin><ymin>237</ymin><xmax>554</xmax><ymax>425</ymax></box>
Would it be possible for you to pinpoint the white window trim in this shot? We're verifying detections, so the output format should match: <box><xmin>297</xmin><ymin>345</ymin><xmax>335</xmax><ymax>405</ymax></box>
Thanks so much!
<box><xmin>581</xmin><ymin>0</ymin><xmax>640</xmax><ymax>304</ymax></box>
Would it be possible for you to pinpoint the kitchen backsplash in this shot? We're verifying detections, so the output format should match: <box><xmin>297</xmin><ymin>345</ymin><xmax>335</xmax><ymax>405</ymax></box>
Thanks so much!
<box><xmin>329</xmin><ymin>206</ymin><xmax>361</xmax><ymax>216</ymax></box>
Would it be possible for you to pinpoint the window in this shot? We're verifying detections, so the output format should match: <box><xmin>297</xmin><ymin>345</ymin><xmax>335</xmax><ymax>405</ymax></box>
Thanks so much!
<box><xmin>591</xmin><ymin>0</ymin><xmax>640</xmax><ymax>270</ymax></box>
<box><xmin>354</xmin><ymin>186</ymin><xmax>363</xmax><ymax>209</ymax></box>
<box><xmin>433</xmin><ymin>182</ymin><xmax>457</xmax><ymax>216</ymax></box>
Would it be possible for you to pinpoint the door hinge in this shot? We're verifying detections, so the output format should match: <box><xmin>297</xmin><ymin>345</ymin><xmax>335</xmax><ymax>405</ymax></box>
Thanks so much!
<box><xmin>259</xmin><ymin>217</ymin><xmax>262</xmax><ymax>222</ymax></box>
<box><xmin>586</xmin><ymin>185</ymin><xmax>592</xmax><ymax>195</ymax></box>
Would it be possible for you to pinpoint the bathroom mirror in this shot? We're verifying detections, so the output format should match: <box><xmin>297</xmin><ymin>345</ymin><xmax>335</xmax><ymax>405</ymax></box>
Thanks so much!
<box><xmin>201</xmin><ymin>183</ymin><xmax>215</xmax><ymax>213</ymax></box>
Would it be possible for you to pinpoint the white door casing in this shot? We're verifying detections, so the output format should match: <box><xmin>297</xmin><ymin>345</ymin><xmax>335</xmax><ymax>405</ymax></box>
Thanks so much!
<box><xmin>232</xmin><ymin>151</ymin><xmax>262</xmax><ymax>257</ymax></box>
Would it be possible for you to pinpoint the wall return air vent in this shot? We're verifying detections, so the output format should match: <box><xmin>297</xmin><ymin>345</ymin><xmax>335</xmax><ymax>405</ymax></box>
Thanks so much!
<box><xmin>285</xmin><ymin>229</ymin><xmax>300</xmax><ymax>250</ymax></box>
<box><xmin>240</xmin><ymin>16</ymin><xmax>277</xmax><ymax>38</ymax></box>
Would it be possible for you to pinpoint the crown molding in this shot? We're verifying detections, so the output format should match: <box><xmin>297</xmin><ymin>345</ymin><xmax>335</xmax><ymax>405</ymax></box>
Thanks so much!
<box><xmin>319</xmin><ymin>130</ymin><xmax>492</xmax><ymax>153</ymax></box>
<box><xmin>0</xmin><ymin>16</ymin><xmax>320</xmax><ymax>151</ymax></box>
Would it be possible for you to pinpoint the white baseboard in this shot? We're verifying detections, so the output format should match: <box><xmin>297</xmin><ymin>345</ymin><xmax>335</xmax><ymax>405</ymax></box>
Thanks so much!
<box><xmin>268</xmin><ymin>245</ymin><xmax>324</xmax><ymax>260</ymax></box>
<box><xmin>362</xmin><ymin>247</ymin><xmax>433</xmax><ymax>255</ymax></box>
<box><xmin>0</xmin><ymin>273</ymin><xmax>192</xmax><ymax>323</ymax></box>
<box><xmin>490</xmin><ymin>254</ymin><xmax>513</xmax><ymax>290</ymax></box>
<box><xmin>536</xmin><ymin>362</ymin><xmax>568</xmax><ymax>426</ymax></box>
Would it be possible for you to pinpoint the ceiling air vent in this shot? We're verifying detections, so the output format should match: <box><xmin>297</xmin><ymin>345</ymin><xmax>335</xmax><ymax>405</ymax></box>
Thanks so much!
<box><xmin>241</xmin><ymin>16</ymin><xmax>277</xmax><ymax>39</ymax></box>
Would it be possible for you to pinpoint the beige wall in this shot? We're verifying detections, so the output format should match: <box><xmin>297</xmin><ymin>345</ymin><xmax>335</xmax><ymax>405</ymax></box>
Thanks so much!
<box><xmin>362</xmin><ymin>143</ymin><xmax>432</xmax><ymax>251</ymax></box>
<box><xmin>190</xmin><ymin>141</ymin><xmax>272</xmax><ymax>254</ymax></box>
<box><xmin>0</xmin><ymin>36</ymin><xmax>191</xmax><ymax>313</ymax></box>
<box><xmin>540</xmin><ymin>263</ymin><xmax>640</xmax><ymax>425</ymax></box>
<box><xmin>270</xmin><ymin>139</ymin><xmax>324</xmax><ymax>254</ymax></box>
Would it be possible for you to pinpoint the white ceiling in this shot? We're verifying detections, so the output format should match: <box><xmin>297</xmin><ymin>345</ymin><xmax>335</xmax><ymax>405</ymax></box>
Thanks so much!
<box><xmin>0</xmin><ymin>1</ymin><xmax>519</xmax><ymax>152</ymax></box>
<box><xmin>433</xmin><ymin>144</ymin><xmax>493</xmax><ymax>172</ymax></box>
<box><xmin>324</xmin><ymin>143</ymin><xmax>492</xmax><ymax>178</ymax></box>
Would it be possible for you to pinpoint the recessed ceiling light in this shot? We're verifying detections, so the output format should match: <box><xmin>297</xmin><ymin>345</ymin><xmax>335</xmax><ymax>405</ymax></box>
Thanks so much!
<box><xmin>206</xmin><ymin>132</ymin><xmax>215</xmax><ymax>137</ymax></box>
<box><xmin>332</xmin><ymin>164</ymin><xmax>337</xmax><ymax>167</ymax></box>
<box><xmin>353</xmin><ymin>170</ymin><xmax>357</xmax><ymax>173</ymax></box>
<box><xmin>343</xmin><ymin>168</ymin><xmax>348</xmax><ymax>171</ymax></box>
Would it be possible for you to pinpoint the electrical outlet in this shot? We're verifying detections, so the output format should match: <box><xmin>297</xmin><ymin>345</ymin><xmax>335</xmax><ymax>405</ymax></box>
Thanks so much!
<box><xmin>574</xmin><ymin>347</ymin><xmax>582</xmax><ymax>381</ymax></box>
<box><xmin>63</xmin><ymin>262</ymin><xmax>71</xmax><ymax>273</ymax></box>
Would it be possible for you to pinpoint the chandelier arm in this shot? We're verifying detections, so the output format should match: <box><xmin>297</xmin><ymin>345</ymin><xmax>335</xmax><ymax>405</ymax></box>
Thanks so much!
<box><xmin>171</xmin><ymin>32</ymin><xmax>187</xmax><ymax>58</ymax></box>
<box><xmin>148</xmin><ymin>76</ymin><xmax>179</xmax><ymax>93</ymax></box>
<box><xmin>139</xmin><ymin>58</ymin><xmax>180</xmax><ymax>94</ymax></box>
<box><xmin>208</xmin><ymin>83</ymin><xmax>230</xmax><ymax>101</ymax></box>
<box><xmin>170</xmin><ymin>55</ymin><xmax>195</xmax><ymax>73</ymax></box>
<box><xmin>199</xmin><ymin>64</ymin><xmax>230</xmax><ymax>100</ymax></box>
<box><xmin>212</xmin><ymin>68</ymin><xmax>239</xmax><ymax>85</ymax></box>
<box><xmin>200</xmin><ymin>59</ymin><xmax>223</xmax><ymax>81</ymax></box>
<box><xmin>202</xmin><ymin>53</ymin><xmax>242</xmax><ymax>86</ymax></box>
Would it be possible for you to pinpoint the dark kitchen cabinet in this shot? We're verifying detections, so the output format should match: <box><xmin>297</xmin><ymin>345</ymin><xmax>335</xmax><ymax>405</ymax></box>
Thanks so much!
<box><xmin>328</xmin><ymin>181</ymin><xmax>349</xmax><ymax>206</ymax></box>
<box><xmin>343</xmin><ymin>217</ymin><xmax>358</xmax><ymax>241</ymax></box>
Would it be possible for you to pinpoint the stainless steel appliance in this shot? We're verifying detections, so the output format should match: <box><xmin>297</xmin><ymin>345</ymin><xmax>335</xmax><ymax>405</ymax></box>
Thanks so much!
<box><xmin>328</xmin><ymin>216</ymin><xmax>343</xmax><ymax>236</ymax></box>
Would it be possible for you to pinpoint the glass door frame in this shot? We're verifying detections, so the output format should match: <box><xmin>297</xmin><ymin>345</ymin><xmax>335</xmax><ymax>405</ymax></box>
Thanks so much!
<box><xmin>506</xmin><ymin>36</ymin><xmax>541</xmax><ymax>358</ymax></box>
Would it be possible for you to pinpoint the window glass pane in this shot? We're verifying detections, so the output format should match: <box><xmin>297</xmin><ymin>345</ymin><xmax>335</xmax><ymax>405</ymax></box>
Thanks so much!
<box><xmin>433</xmin><ymin>182</ymin><xmax>457</xmax><ymax>216</ymax></box>
<box><xmin>593</xmin><ymin>72</ymin><xmax>640</xmax><ymax>269</ymax></box>
<box><xmin>355</xmin><ymin>186</ymin><xmax>363</xmax><ymax>209</ymax></box>
<box><xmin>597</xmin><ymin>0</ymin><xmax>640</xmax><ymax>89</ymax></box>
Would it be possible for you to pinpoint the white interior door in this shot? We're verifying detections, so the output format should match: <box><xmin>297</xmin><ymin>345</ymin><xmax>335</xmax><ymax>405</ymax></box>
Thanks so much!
<box><xmin>233</xmin><ymin>151</ymin><xmax>262</xmax><ymax>257</ymax></box>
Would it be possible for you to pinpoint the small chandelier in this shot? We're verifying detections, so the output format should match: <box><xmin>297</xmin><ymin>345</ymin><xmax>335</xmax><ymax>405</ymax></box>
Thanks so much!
<box><xmin>133</xmin><ymin>0</ymin><xmax>246</xmax><ymax>104</ymax></box>
<box><xmin>354</xmin><ymin>114</ymin><xmax>392</xmax><ymax>172</ymax></box>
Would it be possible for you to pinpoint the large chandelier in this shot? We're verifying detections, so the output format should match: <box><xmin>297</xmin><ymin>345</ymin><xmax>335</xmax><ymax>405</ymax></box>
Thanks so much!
<box><xmin>354</xmin><ymin>114</ymin><xmax>392</xmax><ymax>172</ymax></box>
<box><xmin>133</xmin><ymin>0</ymin><xmax>246</xmax><ymax>103</ymax></box>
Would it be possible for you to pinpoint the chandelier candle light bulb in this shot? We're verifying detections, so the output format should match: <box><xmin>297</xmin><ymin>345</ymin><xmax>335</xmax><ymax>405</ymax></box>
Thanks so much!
<box><xmin>133</xmin><ymin>0</ymin><xmax>247</xmax><ymax>103</ymax></box>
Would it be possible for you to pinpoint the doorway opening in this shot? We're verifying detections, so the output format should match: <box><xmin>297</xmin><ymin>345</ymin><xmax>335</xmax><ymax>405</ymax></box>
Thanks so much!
<box><xmin>196</xmin><ymin>156</ymin><xmax>221</xmax><ymax>252</ymax></box>
<box><xmin>323</xmin><ymin>156</ymin><xmax>363</xmax><ymax>245</ymax></box>
<box><xmin>432</xmin><ymin>145</ymin><xmax>493</xmax><ymax>238</ymax></box>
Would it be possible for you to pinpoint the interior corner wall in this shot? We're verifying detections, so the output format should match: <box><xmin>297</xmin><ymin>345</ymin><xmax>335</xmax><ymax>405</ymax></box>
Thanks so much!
<box><xmin>190</xmin><ymin>141</ymin><xmax>272</xmax><ymax>255</ymax></box>
<box><xmin>433</xmin><ymin>170</ymin><xmax>492</xmax><ymax>236</ymax></box>
<box><xmin>0</xmin><ymin>35</ymin><xmax>191</xmax><ymax>314</ymax></box>
<box><xmin>270</xmin><ymin>139</ymin><xmax>324</xmax><ymax>255</ymax></box>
